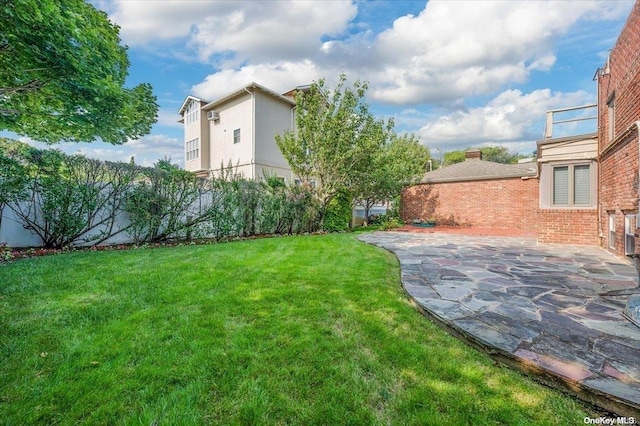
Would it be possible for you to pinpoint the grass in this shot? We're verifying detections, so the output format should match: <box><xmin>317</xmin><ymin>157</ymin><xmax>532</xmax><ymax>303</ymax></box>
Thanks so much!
<box><xmin>1</xmin><ymin>233</ymin><xmax>592</xmax><ymax>424</ymax></box>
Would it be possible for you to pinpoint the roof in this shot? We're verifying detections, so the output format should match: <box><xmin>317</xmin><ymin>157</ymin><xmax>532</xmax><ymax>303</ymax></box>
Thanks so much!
<box><xmin>421</xmin><ymin>158</ymin><xmax>537</xmax><ymax>183</ymax></box>
<box><xmin>282</xmin><ymin>84</ymin><xmax>312</xmax><ymax>98</ymax></box>
<box><xmin>536</xmin><ymin>132</ymin><xmax>598</xmax><ymax>163</ymax></box>
<box><xmin>201</xmin><ymin>82</ymin><xmax>296</xmax><ymax>111</ymax></box>
<box><xmin>177</xmin><ymin>95</ymin><xmax>206</xmax><ymax>115</ymax></box>
<box><xmin>536</xmin><ymin>132</ymin><xmax>597</xmax><ymax>148</ymax></box>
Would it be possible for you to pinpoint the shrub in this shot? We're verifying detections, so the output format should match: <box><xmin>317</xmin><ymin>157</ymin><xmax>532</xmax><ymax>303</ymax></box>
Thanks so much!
<box><xmin>322</xmin><ymin>190</ymin><xmax>352</xmax><ymax>232</ymax></box>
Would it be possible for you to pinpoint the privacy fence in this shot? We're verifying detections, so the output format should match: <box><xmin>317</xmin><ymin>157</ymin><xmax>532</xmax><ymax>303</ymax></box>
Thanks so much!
<box><xmin>0</xmin><ymin>143</ymin><xmax>329</xmax><ymax>249</ymax></box>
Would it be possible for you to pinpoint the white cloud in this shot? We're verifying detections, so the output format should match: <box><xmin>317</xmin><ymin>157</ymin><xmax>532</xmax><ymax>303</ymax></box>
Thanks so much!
<box><xmin>104</xmin><ymin>0</ymin><xmax>633</xmax><ymax>107</ymax></box>
<box><xmin>417</xmin><ymin>88</ymin><xmax>594</xmax><ymax>151</ymax></box>
<box><xmin>358</xmin><ymin>0</ymin><xmax>624</xmax><ymax>104</ymax></box>
<box><xmin>157</xmin><ymin>108</ymin><xmax>184</xmax><ymax>129</ymax></box>
<box><xmin>190</xmin><ymin>61</ymin><xmax>322</xmax><ymax>101</ymax></box>
<box><xmin>108</xmin><ymin>0</ymin><xmax>356</xmax><ymax>65</ymax></box>
<box><xmin>121</xmin><ymin>134</ymin><xmax>184</xmax><ymax>166</ymax></box>
<box><xmin>107</xmin><ymin>1</ymin><xmax>213</xmax><ymax>44</ymax></box>
<box><xmin>19</xmin><ymin>135</ymin><xmax>183</xmax><ymax>168</ymax></box>
<box><xmin>189</xmin><ymin>1</ymin><xmax>357</xmax><ymax>65</ymax></box>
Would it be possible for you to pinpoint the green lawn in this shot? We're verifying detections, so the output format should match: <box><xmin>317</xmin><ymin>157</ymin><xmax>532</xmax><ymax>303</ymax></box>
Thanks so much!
<box><xmin>1</xmin><ymin>233</ymin><xmax>591</xmax><ymax>424</ymax></box>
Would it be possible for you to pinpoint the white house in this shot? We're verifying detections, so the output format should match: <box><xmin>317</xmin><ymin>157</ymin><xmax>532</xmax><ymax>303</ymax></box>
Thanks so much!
<box><xmin>178</xmin><ymin>82</ymin><xmax>297</xmax><ymax>180</ymax></box>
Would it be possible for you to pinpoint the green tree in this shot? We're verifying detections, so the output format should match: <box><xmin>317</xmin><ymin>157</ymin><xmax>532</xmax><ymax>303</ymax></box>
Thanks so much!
<box><xmin>0</xmin><ymin>0</ymin><xmax>158</xmax><ymax>144</ymax></box>
<box><xmin>275</xmin><ymin>75</ymin><xmax>393</xmax><ymax>225</ymax></box>
<box><xmin>443</xmin><ymin>146</ymin><xmax>525</xmax><ymax>165</ymax></box>
<box><xmin>354</xmin><ymin>133</ymin><xmax>429</xmax><ymax>221</ymax></box>
<box><xmin>479</xmin><ymin>146</ymin><xmax>524</xmax><ymax>164</ymax></box>
<box><xmin>443</xmin><ymin>150</ymin><xmax>466</xmax><ymax>165</ymax></box>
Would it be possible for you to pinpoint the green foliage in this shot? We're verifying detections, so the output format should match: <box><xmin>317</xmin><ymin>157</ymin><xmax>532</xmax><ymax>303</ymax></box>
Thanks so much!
<box><xmin>0</xmin><ymin>243</ymin><xmax>14</xmax><ymax>261</ymax></box>
<box><xmin>124</xmin><ymin>159</ymin><xmax>203</xmax><ymax>244</ymax></box>
<box><xmin>354</xmin><ymin>133</ymin><xmax>429</xmax><ymax>220</ymax></box>
<box><xmin>0</xmin><ymin>138</ymin><xmax>29</xmax><ymax>230</ymax></box>
<box><xmin>0</xmin><ymin>0</ymin><xmax>158</xmax><ymax>144</ymax></box>
<box><xmin>444</xmin><ymin>146</ymin><xmax>526</xmax><ymax>166</ymax></box>
<box><xmin>2</xmin><ymin>141</ymin><xmax>139</xmax><ymax>248</ymax></box>
<box><xmin>0</xmin><ymin>144</ymin><xmax>341</xmax><ymax>249</ymax></box>
<box><xmin>322</xmin><ymin>189</ymin><xmax>352</xmax><ymax>232</ymax></box>
<box><xmin>257</xmin><ymin>176</ymin><xmax>320</xmax><ymax>235</ymax></box>
<box><xmin>379</xmin><ymin>217</ymin><xmax>403</xmax><ymax>230</ymax></box>
<box><xmin>479</xmin><ymin>146</ymin><xmax>525</xmax><ymax>164</ymax></box>
<box><xmin>276</xmin><ymin>74</ymin><xmax>393</xmax><ymax>224</ymax></box>
<box><xmin>443</xmin><ymin>150</ymin><xmax>467</xmax><ymax>165</ymax></box>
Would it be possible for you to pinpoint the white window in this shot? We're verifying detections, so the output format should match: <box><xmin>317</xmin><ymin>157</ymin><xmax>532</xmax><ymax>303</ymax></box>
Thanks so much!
<box><xmin>552</xmin><ymin>164</ymin><xmax>591</xmax><ymax>206</ymax></box>
<box><xmin>185</xmin><ymin>101</ymin><xmax>199</xmax><ymax>125</ymax></box>
<box><xmin>186</xmin><ymin>138</ymin><xmax>199</xmax><ymax>161</ymax></box>
<box><xmin>233</xmin><ymin>128</ymin><xmax>241</xmax><ymax>144</ymax></box>
<box><xmin>625</xmin><ymin>214</ymin><xmax>636</xmax><ymax>255</ymax></box>
<box><xmin>609</xmin><ymin>214</ymin><xmax>616</xmax><ymax>250</ymax></box>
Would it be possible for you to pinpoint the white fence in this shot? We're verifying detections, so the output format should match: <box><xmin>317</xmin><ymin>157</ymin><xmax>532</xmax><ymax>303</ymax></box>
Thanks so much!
<box><xmin>0</xmin><ymin>204</ymin><xmax>132</xmax><ymax>248</ymax></box>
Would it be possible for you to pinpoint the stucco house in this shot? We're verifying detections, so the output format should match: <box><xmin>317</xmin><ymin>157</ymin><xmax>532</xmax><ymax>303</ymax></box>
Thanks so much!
<box><xmin>178</xmin><ymin>82</ymin><xmax>297</xmax><ymax>181</ymax></box>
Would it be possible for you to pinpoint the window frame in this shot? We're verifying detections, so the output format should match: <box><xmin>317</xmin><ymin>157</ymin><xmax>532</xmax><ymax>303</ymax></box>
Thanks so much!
<box><xmin>550</xmin><ymin>163</ymin><xmax>593</xmax><ymax>207</ymax></box>
<box><xmin>185</xmin><ymin>101</ymin><xmax>199</xmax><ymax>125</ymax></box>
<box><xmin>625</xmin><ymin>214</ymin><xmax>635</xmax><ymax>256</ymax></box>
<box><xmin>186</xmin><ymin>137</ymin><xmax>199</xmax><ymax>161</ymax></box>
<box><xmin>233</xmin><ymin>128</ymin><xmax>241</xmax><ymax>144</ymax></box>
<box><xmin>609</xmin><ymin>214</ymin><xmax>616</xmax><ymax>250</ymax></box>
<box><xmin>607</xmin><ymin>93</ymin><xmax>615</xmax><ymax>142</ymax></box>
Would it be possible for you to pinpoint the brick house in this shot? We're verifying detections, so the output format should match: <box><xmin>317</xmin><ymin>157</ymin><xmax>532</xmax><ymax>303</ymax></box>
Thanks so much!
<box><xmin>596</xmin><ymin>0</ymin><xmax>640</xmax><ymax>258</ymax></box>
<box><xmin>401</xmin><ymin>149</ymin><xmax>539</xmax><ymax>231</ymax></box>
<box><xmin>402</xmin><ymin>1</ymin><xmax>639</xmax><ymax>254</ymax></box>
<box><xmin>536</xmin><ymin>132</ymin><xmax>599</xmax><ymax>245</ymax></box>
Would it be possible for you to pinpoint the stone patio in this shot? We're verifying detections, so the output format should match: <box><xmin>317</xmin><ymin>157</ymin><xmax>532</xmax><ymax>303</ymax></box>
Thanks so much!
<box><xmin>357</xmin><ymin>231</ymin><xmax>640</xmax><ymax>417</ymax></box>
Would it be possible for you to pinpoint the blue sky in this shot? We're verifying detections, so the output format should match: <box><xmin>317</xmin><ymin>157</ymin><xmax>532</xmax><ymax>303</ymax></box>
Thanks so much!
<box><xmin>13</xmin><ymin>0</ymin><xmax>636</xmax><ymax>166</ymax></box>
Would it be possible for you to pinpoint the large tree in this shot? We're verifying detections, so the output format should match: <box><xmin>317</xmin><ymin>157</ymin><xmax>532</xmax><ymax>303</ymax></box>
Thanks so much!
<box><xmin>354</xmin><ymin>133</ymin><xmax>429</xmax><ymax>220</ymax></box>
<box><xmin>0</xmin><ymin>0</ymin><xmax>158</xmax><ymax>144</ymax></box>
<box><xmin>275</xmin><ymin>75</ymin><xmax>393</xmax><ymax>221</ymax></box>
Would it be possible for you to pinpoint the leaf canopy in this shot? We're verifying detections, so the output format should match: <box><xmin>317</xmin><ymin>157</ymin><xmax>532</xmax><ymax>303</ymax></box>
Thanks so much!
<box><xmin>0</xmin><ymin>0</ymin><xmax>158</xmax><ymax>144</ymax></box>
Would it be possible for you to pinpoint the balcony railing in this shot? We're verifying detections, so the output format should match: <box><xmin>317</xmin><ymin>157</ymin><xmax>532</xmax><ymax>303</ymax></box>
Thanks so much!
<box><xmin>543</xmin><ymin>104</ymin><xmax>597</xmax><ymax>139</ymax></box>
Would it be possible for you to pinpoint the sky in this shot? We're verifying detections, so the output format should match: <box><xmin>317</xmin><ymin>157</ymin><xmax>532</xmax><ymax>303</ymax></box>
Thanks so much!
<box><xmin>11</xmin><ymin>0</ymin><xmax>637</xmax><ymax>166</ymax></box>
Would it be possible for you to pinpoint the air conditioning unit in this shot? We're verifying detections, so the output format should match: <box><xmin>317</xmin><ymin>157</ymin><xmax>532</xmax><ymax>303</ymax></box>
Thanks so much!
<box><xmin>207</xmin><ymin>111</ymin><xmax>220</xmax><ymax>121</ymax></box>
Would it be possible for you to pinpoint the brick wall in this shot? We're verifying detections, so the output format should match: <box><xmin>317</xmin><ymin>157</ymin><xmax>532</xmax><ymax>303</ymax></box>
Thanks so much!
<box><xmin>597</xmin><ymin>1</ymin><xmax>640</xmax><ymax>256</ymax></box>
<box><xmin>401</xmin><ymin>177</ymin><xmax>538</xmax><ymax>230</ymax></box>
<box><xmin>537</xmin><ymin>209</ymin><xmax>599</xmax><ymax>245</ymax></box>
<box><xmin>402</xmin><ymin>177</ymin><xmax>603</xmax><ymax>245</ymax></box>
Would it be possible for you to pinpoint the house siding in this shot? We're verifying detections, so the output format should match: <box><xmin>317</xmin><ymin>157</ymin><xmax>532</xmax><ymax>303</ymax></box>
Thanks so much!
<box><xmin>181</xmin><ymin>84</ymin><xmax>297</xmax><ymax>180</ymax></box>
<box><xmin>597</xmin><ymin>0</ymin><xmax>640</xmax><ymax>256</ymax></box>
<box><xmin>401</xmin><ymin>177</ymin><xmax>538</xmax><ymax>230</ymax></box>
<box><xmin>253</xmin><ymin>91</ymin><xmax>295</xmax><ymax>180</ymax></box>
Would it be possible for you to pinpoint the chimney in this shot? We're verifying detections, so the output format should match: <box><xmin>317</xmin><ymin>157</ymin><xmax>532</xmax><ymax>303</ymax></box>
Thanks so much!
<box><xmin>465</xmin><ymin>149</ymin><xmax>482</xmax><ymax>161</ymax></box>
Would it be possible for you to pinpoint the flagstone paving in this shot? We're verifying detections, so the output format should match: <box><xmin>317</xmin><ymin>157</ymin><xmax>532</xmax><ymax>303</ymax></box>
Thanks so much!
<box><xmin>358</xmin><ymin>231</ymin><xmax>640</xmax><ymax>417</ymax></box>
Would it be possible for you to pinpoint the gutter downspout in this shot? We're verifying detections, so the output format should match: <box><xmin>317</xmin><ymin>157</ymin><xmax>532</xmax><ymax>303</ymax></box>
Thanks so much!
<box><xmin>291</xmin><ymin>105</ymin><xmax>297</xmax><ymax>183</ymax></box>
<box><xmin>635</xmin><ymin>121</ymin><xmax>640</xmax><ymax>232</ymax></box>
<box><xmin>244</xmin><ymin>87</ymin><xmax>256</xmax><ymax>180</ymax></box>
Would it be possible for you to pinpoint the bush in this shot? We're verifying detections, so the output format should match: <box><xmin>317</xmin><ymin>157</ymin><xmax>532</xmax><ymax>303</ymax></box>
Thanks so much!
<box><xmin>322</xmin><ymin>190</ymin><xmax>352</xmax><ymax>232</ymax></box>
<box><xmin>380</xmin><ymin>217</ymin><xmax>403</xmax><ymax>230</ymax></box>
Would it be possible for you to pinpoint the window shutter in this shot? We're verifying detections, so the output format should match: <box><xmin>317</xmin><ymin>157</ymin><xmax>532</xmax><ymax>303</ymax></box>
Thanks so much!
<box><xmin>553</xmin><ymin>166</ymin><xmax>569</xmax><ymax>205</ymax></box>
<box><xmin>573</xmin><ymin>165</ymin><xmax>590</xmax><ymax>205</ymax></box>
